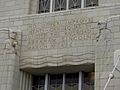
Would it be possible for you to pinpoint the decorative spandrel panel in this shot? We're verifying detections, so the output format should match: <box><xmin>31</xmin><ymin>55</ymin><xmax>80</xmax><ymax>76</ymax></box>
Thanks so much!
<box><xmin>27</xmin><ymin>15</ymin><xmax>95</xmax><ymax>50</ymax></box>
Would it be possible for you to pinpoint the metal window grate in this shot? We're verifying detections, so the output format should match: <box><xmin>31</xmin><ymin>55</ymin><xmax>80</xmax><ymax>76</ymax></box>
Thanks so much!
<box><xmin>38</xmin><ymin>0</ymin><xmax>50</xmax><ymax>13</ymax></box>
<box><xmin>85</xmin><ymin>0</ymin><xmax>98</xmax><ymax>7</ymax></box>
<box><xmin>54</xmin><ymin>0</ymin><xmax>66</xmax><ymax>11</ymax></box>
<box><xmin>69</xmin><ymin>0</ymin><xmax>81</xmax><ymax>9</ymax></box>
<box><xmin>38</xmin><ymin>0</ymin><xmax>99</xmax><ymax>13</ymax></box>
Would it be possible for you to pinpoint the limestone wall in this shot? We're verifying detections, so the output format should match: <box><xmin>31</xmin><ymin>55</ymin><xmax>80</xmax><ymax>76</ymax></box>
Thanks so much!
<box><xmin>19</xmin><ymin>71</ymin><xmax>32</xmax><ymax>90</ymax></box>
<box><xmin>99</xmin><ymin>0</ymin><xmax>120</xmax><ymax>6</ymax></box>
<box><xmin>0</xmin><ymin>0</ymin><xmax>30</xmax><ymax>18</ymax></box>
<box><xmin>0</xmin><ymin>4</ymin><xmax>120</xmax><ymax>90</ymax></box>
<box><xmin>1</xmin><ymin>0</ymin><xmax>120</xmax><ymax>18</ymax></box>
<box><xmin>95</xmin><ymin>15</ymin><xmax>120</xmax><ymax>90</ymax></box>
<box><xmin>0</xmin><ymin>28</ymin><xmax>21</xmax><ymax>90</ymax></box>
<box><xmin>0</xmin><ymin>36</ymin><xmax>19</xmax><ymax>90</ymax></box>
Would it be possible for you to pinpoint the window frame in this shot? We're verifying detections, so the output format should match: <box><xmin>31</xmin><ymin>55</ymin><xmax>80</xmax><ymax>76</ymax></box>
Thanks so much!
<box><xmin>32</xmin><ymin>72</ymin><xmax>94</xmax><ymax>90</ymax></box>
<box><xmin>37</xmin><ymin>0</ymin><xmax>98</xmax><ymax>13</ymax></box>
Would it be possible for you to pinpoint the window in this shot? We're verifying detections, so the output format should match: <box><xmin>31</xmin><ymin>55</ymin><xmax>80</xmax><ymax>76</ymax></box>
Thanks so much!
<box><xmin>32</xmin><ymin>72</ymin><xmax>94</xmax><ymax>90</ymax></box>
<box><xmin>38</xmin><ymin>0</ymin><xmax>50</xmax><ymax>13</ymax></box>
<box><xmin>85</xmin><ymin>0</ymin><xmax>98</xmax><ymax>7</ymax></box>
<box><xmin>38</xmin><ymin>0</ymin><xmax>98</xmax><ymax>13</ymax></box>
<box><xmin>69</xmin><ymin>0</ymin><xmax>81</xmax><ymax>9</ymax></box>
<box><xmin>54</xmin><ymin>0</ymin><xmax>66</xmax><ymax>11</ymax></box>
<box><xmin>32</xmin><ymin>75</ymin><xmax>45</xmax><ymax>90</ymax></box>
<box><xmin>48</xmin><ymin>74</ymin><xmax>63</xmax><ymax>90</ymax></box>
<box><xmin>65</xmin><ymin>73</ymin><xmax>79</xmax><ymax>90</ymax></box>
<box><xmin>83</xmin><ymin>72</ymin><xmax>95</xmax><ymax>90</ymax></box>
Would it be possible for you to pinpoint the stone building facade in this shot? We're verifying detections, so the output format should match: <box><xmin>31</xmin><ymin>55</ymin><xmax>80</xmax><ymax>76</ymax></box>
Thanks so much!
<box><xmin>0</xmin><ymin>0</ymin><xmax>120</xmax><ymax>90</ymax></box>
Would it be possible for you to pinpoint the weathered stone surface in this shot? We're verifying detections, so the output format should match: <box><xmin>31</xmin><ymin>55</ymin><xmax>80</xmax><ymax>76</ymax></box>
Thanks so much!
<box><xmin>0</xmin><ymin>1</ymin><xmax>120</xmax><ymax>90</ymax></box>
<box><xmin>27</xmin><ymin>15</ymin><xmax>94</xmax><ymax>50</ymax></box>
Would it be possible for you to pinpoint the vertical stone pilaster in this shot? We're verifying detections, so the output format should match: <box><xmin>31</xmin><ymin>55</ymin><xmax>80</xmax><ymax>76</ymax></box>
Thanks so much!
<box><xmin>95</xmin><ymin>19</ymin><xmax>114</xmax><ymax>90</ymax></box>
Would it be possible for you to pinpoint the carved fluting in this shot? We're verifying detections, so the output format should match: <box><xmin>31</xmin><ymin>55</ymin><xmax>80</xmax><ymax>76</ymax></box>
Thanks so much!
<box><xmin>27</xmin><ymin>16</ymin><xmax>94</xmax><ymax>50</ymax></box>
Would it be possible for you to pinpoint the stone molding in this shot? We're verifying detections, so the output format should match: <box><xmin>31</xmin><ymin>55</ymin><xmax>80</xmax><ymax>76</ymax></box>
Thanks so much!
<box><xmin>20</xmin><ymin>51</ymin><xmax>95</xmax><ymax>68</ymax></box>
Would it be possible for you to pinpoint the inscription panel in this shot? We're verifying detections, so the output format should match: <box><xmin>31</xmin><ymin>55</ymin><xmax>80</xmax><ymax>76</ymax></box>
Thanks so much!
<box><xmin>27</xmin><ymin>15</ymin><xmax>95</xmax><ymax>50</ymax></box>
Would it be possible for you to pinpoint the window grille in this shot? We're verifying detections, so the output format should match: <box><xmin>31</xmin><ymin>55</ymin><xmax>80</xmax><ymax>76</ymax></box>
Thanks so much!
<box><xmin>48</xmin><ymin>74</ymin><xmax>63</xmax><ymax>90</ymax></box>
<box><xmin>65</xmin><ymin>73</ymin><xmax>79</xmax><ymax>90</ymax></box>
<box><xmin>54</xmin><ymin>0</ymin><xmax>66</xmax><ymax>11</ymax></box>
<box><xmin>85</xmin><ymin>0</ymin><xmax>98</xmax><ymax>7</ymax></box>
<box><xmin>38</xmin><ymin>0</ymin><xmax>50</xmax><ymax>13</ymax></box>
<box><xmin>69</xmin><ymin>0</ymin><xmax>81</xmax><ymax>9</ymax></box>
<box><xmin>32</xmin><ymin>76</ymin><xmax>45</xmax><ymax>90</ymax></box>
<box><xmin>38</xmin><ymin>0</ymin><xmax>98</xmax><ymax>13</ymax></box>
<box><xmin>32</xmin><ymin>72</ymin><xmax>94</xmax><ymax>90</ymax></box>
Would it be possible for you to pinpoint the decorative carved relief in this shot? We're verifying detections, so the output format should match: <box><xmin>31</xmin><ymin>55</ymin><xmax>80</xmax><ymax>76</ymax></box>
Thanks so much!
<box><xmin>27</xmin><ymin>15</ymin><xmax>94</xmax><ymax>50</ymax></box>
<box><xmin>20</xmin><ymin>51</ymin><xmax>95</xmax><ymax>68</ymax></box>
<box><xmin>96</xmin><ymin>22</ymin><xmax>113</xmax><ymax>47</ymax></box>
<box><xmin>2</xmin><ymin>31</ymin><xmax>20</xmax><ymax>54</ymax></box>
<box><xmin>96</xmin><ymin>21</ymin><xmax>113</xmax><ymax>60</ymax></box>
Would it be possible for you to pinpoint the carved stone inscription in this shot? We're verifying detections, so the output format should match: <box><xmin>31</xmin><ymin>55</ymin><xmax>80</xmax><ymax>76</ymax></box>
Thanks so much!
<box><xmin>27</xmin><ymin>15</ymin><xmax>94</xmax><ymax>50</ymax></box>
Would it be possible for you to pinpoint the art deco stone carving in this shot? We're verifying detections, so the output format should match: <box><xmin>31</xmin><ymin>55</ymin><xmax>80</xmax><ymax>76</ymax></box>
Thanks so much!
<box><xmin>3</xmin><ymin>30</ymin><xmax>19</xmax><ymax>54</ymax></box>
<box><xmin>96</xmin><ymin>22</ymin><xmax>113</xmax><ymax>47</ymax></box>
<box><xmin>20</xmin><ymin>15</ymin><xmax>96</xmax><ymax>68</ymax></box>
<box><xmin>20</xmin><ymin>51</ymin><xmax>95</xmax><ymax>68</ymax></box>
<box><xmin>96</xmin><ymin>21</ymin><xmax>113</xmax><ymax>59</ymax></box>
<box><xmin>27</xmin><ymin>15</ymin><xmax>94</xmax><ymax>50</ymax></box>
